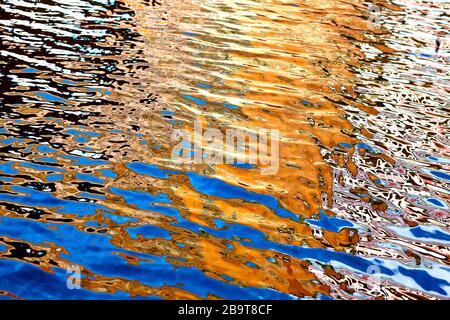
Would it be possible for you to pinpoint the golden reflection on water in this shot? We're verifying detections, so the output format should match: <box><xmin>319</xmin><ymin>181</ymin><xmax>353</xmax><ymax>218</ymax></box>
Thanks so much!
<box><xmin>0</xmin><ymin>0</ymin><xmax>449</xmax><ymax>300</ymax></box>
<box><xmin>102</xmin><ymin>0</ymin><xmax>380</xmax><ymax>297</ymax></box>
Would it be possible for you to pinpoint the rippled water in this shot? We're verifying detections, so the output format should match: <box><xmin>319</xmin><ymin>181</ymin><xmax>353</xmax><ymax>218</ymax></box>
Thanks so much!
<box><xmin>0</xmin><ymin>0</ymin><xmax>449</xmax><ymax>300</ymax></box>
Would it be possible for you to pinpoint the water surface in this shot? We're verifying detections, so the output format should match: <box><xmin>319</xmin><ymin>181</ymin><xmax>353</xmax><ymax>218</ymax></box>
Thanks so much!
<box><xmin>0</xmin><ymin>0</ymin><xmax>449</xmax><ymax>299</ymax></box>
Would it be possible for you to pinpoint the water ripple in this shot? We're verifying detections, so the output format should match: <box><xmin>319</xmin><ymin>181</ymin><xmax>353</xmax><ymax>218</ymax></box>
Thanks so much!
<box><xmin>0</xmin><ymin>0</ymin><xmax>449</xmax><ymax>299</ymax></box>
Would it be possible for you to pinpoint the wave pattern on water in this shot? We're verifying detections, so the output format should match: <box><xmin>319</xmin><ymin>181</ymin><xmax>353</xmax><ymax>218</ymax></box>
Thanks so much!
<box><xmin>0</xmin><ymin>0</ymin><xmax>449</xmax><ymax>299</ymax></box>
